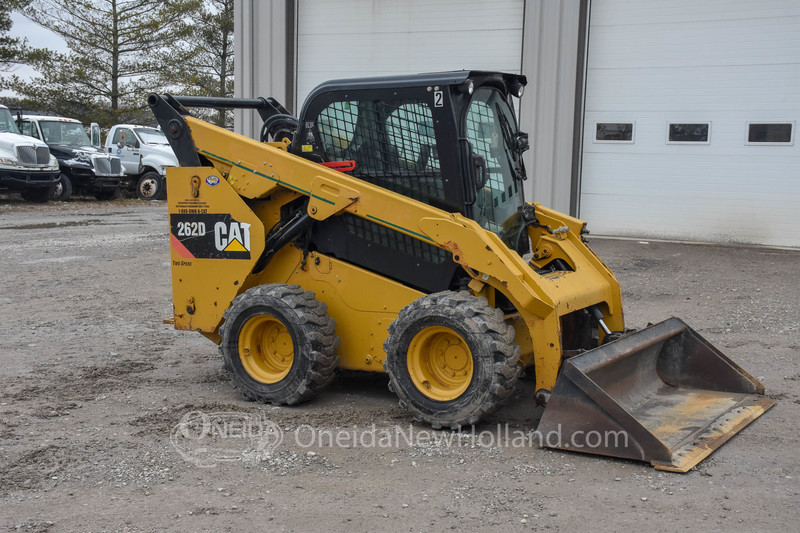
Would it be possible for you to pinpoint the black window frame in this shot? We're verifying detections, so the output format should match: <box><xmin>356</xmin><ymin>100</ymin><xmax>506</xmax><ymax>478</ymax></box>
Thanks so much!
<box><xmin>593</xmin><ymin>122</ymin><xmax>635</xmax><ymax>143</ymax></box>
<box><xmin>666</xmin><ymin>122</ymin><xmax>711</xmax><ymax>144</ymax></box>
<box><xmin>745</xmin><ymin>121</ymin><xmax>795</xmax><ymax>146</ymax></box>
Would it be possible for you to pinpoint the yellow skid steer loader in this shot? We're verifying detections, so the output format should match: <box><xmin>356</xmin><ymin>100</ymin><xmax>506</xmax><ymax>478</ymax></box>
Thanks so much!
<box><xmin>149</xmin><ymin>71</ymin><xmax>773</xmax><ymax>472</ymax></box>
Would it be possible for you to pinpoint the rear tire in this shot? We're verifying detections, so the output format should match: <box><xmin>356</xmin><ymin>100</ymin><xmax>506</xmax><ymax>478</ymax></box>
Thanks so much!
<box><xmin>136</xmin><ymin>171</ymin><xmax>163</xmax><ymax>200</ymax></box>
<box><xmin>52</xmin><ymin>174</ymin><xmax>73</xmax><ymax>201</ymax></box>
<box><xmin>384</xmin><ymin>291</ymin><xmax>521</xmax><ymax>429</ymax></box>
<box><xmin>219</xmin><ymin>284</ymin><xmax>339</xmax><ymax>405</ymax></box>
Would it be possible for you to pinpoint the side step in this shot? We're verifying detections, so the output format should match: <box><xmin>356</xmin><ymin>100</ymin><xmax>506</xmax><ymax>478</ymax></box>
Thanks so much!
<box><xmin>537</xmin><ymin>317</ymin><xmax>775</xmax><ymax>472</ymax></box>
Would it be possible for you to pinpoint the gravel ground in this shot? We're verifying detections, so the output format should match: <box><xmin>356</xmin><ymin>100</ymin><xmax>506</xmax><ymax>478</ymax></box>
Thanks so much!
<box><xmin>0</xmin><ymin>197</ymin><xmax>798</xmax><ymax>532</ymax></box>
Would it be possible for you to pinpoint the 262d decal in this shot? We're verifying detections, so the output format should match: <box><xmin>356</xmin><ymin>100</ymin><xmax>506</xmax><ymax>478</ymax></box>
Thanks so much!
<box><xmin>170</xmin><ymin>214</ymin><xmax>252</xmax><ymax>260</ymax></box>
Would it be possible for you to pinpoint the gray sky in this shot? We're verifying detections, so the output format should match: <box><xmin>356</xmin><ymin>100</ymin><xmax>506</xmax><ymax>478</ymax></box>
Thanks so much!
<box><xmin>1</xmin><ymin>11</ymin><xmax>69</xmax><ymax>97</ymax></box>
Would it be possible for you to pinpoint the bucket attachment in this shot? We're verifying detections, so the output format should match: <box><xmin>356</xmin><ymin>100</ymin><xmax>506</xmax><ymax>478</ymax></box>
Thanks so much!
<box><xmin>537</xmin><ymin>317</ymin><xmax>774</xmax><ymax>472</ymax></box>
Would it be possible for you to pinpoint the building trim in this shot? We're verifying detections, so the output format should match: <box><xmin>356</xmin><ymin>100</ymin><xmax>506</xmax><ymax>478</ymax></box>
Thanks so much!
<box><xmin>569</xmin><ymin>0</ymin><xmax>591</xmax><ymax>217</ymax></box>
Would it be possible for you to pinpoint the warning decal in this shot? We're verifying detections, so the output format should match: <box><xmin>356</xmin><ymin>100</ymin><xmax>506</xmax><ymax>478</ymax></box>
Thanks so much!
<box><xmin>170</xmin><ymin>214</ymin><xmax>252</xmax><ymax>260</ymax></box>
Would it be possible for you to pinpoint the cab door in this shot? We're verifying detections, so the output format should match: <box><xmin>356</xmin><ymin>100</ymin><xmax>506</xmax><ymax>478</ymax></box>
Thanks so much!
<box><xmin>18</xmin><ymin>119</ymin><xmax>42</xmax><ymax>140</ymax></box>
<box><xmin>112</xmin><ymin>127</ymin><xmax>141</xmax><ymax>174</ymax></box>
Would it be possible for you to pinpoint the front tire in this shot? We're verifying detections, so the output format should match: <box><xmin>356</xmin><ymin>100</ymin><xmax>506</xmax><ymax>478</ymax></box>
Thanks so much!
<box><xmin>219</xmin><ymin>284</ymin><xmax>339</xmax><ymax>405</ymax></box>
<box><xmin>52</xmin><ymin>174</ymin><xmax>72</xmax><ymax>201</ymax></box>
<box><xmin>384</xmin><ymin>291</ymin><xmax>521</xmax><ymax>429</ymax></box>
<box><xmin>136</xmin><ymin>171</ymin><xmax>164</xmax><ymax>200</ymax></box>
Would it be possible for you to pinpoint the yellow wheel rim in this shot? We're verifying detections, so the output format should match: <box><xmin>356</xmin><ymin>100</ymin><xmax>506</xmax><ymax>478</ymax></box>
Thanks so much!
<box><xmin>407</xmin><ymin>326</ymin><xmax>473</xmax><ymax>401</ymax></box>
<box><xmin>238</xmin><ymin>315</ymin><xmax>294</xmax><ymax>383</ymax></box>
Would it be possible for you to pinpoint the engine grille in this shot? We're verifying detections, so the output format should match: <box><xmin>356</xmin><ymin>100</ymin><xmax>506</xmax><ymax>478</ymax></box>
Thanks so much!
<box><xmin>15</xmin><ymin>145</ymin><xmax>50</xmax><ymax>165</ymax></box>
<box><xmin>92</xmin><ymin>155</ymin><xmax>122</xmax><ymax>175</ymax></box>
<box><xmin>92</xmin><ymin>155</ymin><xmax>111</xmax><ymax>175</ymax></box>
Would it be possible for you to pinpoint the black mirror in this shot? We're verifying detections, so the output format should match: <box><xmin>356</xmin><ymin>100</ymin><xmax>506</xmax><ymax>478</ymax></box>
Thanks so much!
<box><xmin>515</xmin><ymin>131</ymin><xmax>530</xmax><ymax>154</ymax></box>
<box><xmin>471</xmin><ymin>153</ymin><xmax>488</xmax><ymax>189</ymax></box>
<box><xmin>135</xmin><ymin>140</ymin><xmax>140</xmax><ymax>149</ymax></box>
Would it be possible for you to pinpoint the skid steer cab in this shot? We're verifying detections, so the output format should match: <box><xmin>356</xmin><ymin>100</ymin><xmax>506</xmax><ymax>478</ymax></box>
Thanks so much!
<box><xmin>149</xmin><ymin>70</ymin><xmax>772</xmax><ymax>472</ymax></box>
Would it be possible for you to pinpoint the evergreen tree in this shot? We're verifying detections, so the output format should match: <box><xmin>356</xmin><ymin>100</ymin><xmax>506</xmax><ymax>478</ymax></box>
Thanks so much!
<box><xmin>6</xmin><ymin>0</ymin><xmax>199</xmax><ymax>126</ymax></box>
<box><xmin>0</xmin><ymin>0</ymin><xmax>49</xmax><ymax>75</ymax></box>
<box><xmin>167</xmin><ymin>0</ymin><xmax>234</xmax><ymax>128</ymax></box>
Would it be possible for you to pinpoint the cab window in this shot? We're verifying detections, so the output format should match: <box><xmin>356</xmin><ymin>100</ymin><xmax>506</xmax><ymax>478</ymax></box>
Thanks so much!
<box><xmin>113</xmin><ymin>128</ymin><xmax>138</xmax><ymax>147</ymax></box>
<box><xmin>20</xmin><ymin>121</ymin><xmax>40</xmax><ymax>139</ymax></box>
<box><xmin>316</xmin><ymin>98</ymin><xmax>443</xmax><ymax>203</ymax></box>
<box><xmin>465</xmin><ymin>88</ymin><xmax>523</xmax><ymax>233</ymax></box>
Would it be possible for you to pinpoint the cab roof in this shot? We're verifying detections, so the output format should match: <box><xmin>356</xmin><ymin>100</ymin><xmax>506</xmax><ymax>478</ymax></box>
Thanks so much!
<box><xmin>22</xmin><ymin>115</ymin><xmax>81</xmax><ymax>124</ymax></box>
<box><xmin>114</xmin><ymin>124</ymin><xmax>160</xmax><ymax>130</ymax></box>
<box><xmin>311</xmin><ymin>70</ymin><xmax>526</xmax><ymax>92</ymax></box>
<box><xmin>302</xmin><ymin>70</ymin><xmax>527</xmax><ymax>115</ymax></box>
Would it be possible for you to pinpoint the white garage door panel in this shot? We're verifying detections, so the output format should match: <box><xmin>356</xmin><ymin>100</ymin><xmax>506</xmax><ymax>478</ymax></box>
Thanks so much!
<box><xmin>297</xmin><ymin>0</ymin><xmax>523</xmax><ymax>110</ymax></box>
<box><xmin>590</xmin><ymin>0</ymin><xmax>800</xmax><ymax>27</ymax></box>
<box><xmin>581</xmin><ymin>155</ymin><xmax>800</xmax><ymax>246</ymax></box>
<box><xmin>586</xmin><ymin>65</ymin><xmax>800</xmax><ymax>112</ymax></box>
<box><xmin>586</xmin><ymin>111</ymin><xmax>798</xmax><ymax>155</ymax></box>
<box><xmin>588</xmin><ymin>18</ymin><xmax>800</xmax><ymax>70</ymax></box>
<box><xmin>299</xmin><ymin>0</ymin><xmax>522</xmax><ymax>32</ymax></box>
<box><xmin>581</xmin><ymin>0</ymin><xmax>800</xmax><ymax>247</ymax></box>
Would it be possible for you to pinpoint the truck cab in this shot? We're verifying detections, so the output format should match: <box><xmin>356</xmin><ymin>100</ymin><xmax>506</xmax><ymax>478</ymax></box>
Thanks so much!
<box><xmin>0</xmin><ymin>105</ymin><xmax>60</xmax><ymax>202</ymax></box>
<box><xmin>19</xmin><ymin>115</ymin><xmax>123</xmax><ymax>201</ymax></box>
<box><xmin>104</xmin><ymin>124</ymin><xmax>179</xmax><ymax>200</ymax></box>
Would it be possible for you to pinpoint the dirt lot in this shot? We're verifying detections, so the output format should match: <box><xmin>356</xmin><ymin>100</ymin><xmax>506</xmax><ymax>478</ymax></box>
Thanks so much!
<box><xmin>0</xmin><ymin>197</ymin><xmax>798</xmax><ymax>532</ymax></box>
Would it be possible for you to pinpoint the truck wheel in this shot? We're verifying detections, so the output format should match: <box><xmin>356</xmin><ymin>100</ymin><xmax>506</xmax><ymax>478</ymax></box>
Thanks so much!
<box><xmin>384</xmin><ymin>291</ymin><xmax>521</xmax><ymax>429</ymax></box>
<box><xmin>136</xmin><ymin>172</ymin><xmax>163</xmax><ymax>200</ymax></box>
<box><xmin>20</xmin><ymin>187</ymin><xmax>52</xmax><ymax>203</ymax></box>
<box><xmin>219</xmin><ymin>284</ymin><xmax>339</xmax><ymax>405</ymax></box>
<box><xmin>52</xmin><ymin>174</ymin><xmax>72</xmax><ymax>201</ymax></box>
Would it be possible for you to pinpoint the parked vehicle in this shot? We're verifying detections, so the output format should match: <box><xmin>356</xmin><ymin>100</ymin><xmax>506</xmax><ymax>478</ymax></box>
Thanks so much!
<box><xmin>149</xmin><ymin>72</ymin><xmax>774</xmax><ymax>473</ymax></box>
<box><xmin>18</xmin><ymin>115</ymin><xmax>123</xmax><ymax>201</ymax></box>
<box><xmin>103</xmin><ymin>124</ymin><xmax>178</xmax><ymax>200</ymax></box>
<box><xmin>0</xmin><ymin>105</ymin><xmax>60</xmax><ymax>202</ymax></box>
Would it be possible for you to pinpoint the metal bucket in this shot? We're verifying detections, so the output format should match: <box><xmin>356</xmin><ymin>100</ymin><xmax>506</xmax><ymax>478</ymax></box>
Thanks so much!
<box><xmin>537</xmin><ymin>317</ymin><xmax>774</xmax><ymax>472</ymax></box>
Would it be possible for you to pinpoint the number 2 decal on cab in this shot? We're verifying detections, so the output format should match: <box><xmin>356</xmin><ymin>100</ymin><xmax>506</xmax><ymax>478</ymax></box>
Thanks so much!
<box><xmin>170</xmin><ymin>214</ymin><xmax>252</xmax><ymax>260</ymax></box>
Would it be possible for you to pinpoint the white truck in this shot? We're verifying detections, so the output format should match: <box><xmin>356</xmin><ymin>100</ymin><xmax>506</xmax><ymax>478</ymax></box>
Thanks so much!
<box><xmin>0</xmin><ymin>104</ymin><xmax>60</xmax><ymax>202</ymax></box>
<box><xmin>103</xmin><ymin>124</ymin><xmax>179</xmax><ymax>200</ymax></box>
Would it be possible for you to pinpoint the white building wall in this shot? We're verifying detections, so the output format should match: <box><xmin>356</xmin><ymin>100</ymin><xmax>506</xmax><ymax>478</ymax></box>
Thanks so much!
<box><xmin>520</xmin><ymin>0</ymin><xmax>585</xmax><ymax>214</ymax></box>
<box><xmin>580</xmin><ymin>0</ymin><xmax>800</xmax><ymax>247</ymax></box>
<box><xmin>234</xmin><ymin>0</ymin><xmax>586</xmax><ymax>219</ymax></box>
<box><xmin>234</xmin><ymin>0</ymin><xmax>292</xmax><ymax>139</ymax></box>
<box><xmin>295</xmin><ymin>0</ymin><xmax>524</xmax><ymax>109</ymax></box>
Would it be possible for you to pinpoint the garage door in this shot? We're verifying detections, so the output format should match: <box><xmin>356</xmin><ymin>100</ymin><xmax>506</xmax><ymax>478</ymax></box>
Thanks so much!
<box><xmin>579</xmin><ymin>0</ymin><xmax>800</xmax><ymax>247</ymax></box>
<box><xmin>296</xmin><ymin>0</ymin><xmax>524</xmax><ymax>111</ymax></box>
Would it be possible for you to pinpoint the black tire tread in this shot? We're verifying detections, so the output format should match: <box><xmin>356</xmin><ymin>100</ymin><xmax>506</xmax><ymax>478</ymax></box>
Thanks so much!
<box><xmin>53</xmin><ymin>174</ymin><xmax>72</xmax><ymax>201</ymax></box>
<box><xmin>219</xmin><ymin>283</ymin><xmax>339</xmax><ymax>405</ymax></box>
<box><xmin>384</xmin><ymin>290</ymin><xmax>521</xmax><ymax>429</ymax></box>
<box><xmin>136</xmin><ymin>171</ymin><xmax>163</xmax><ymax>201</ymax></box>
